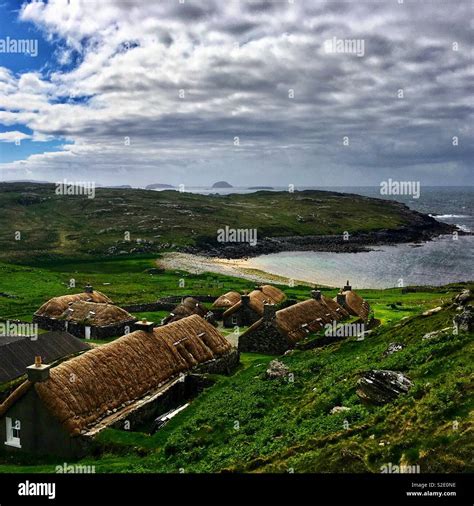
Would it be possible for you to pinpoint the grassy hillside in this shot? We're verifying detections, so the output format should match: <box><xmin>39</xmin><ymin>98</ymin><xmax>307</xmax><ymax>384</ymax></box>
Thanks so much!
<box><xmin>0</xmin><ymin>257</ymin><xmax>471</xmax><ymax>474</ymax></box>
<box><xmin>0</xmin><ymin>183</ymin><xmax>435</xmax><ymax>261</ymax></box>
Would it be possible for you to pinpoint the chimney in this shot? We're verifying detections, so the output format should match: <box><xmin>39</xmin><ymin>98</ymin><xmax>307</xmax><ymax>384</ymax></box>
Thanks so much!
<box><xmin>26</xmin><ymin>356</ymin><xmax>51</xmax><ymax>383</ymax></box>
<box><xmin>337</xmin><ymin>293</ymin><xmax>346</xmax><ymax>307</ymax></box>
<box><xmin>311</xmin><ymin>290</ymin><xmax>322</xmax><ymax>300</ymax></box>
<box><xmin>263</xmin><ymin>303</ymin><xmax>277</xmax><ymax>321</ymax></box>
<box><xmin>84</xmin><ymin>284</ymin><xmax>94</xmax><ymax>294</ymax></box>
<box><xmin>343</xmin><ymin>280</ymin><xmax>352</xmax><ymax>292</ymax></box>
<box><xmin>241</xmin><ymin>294</ymin><xmax>250</xmax><ymax>306</ymax></box>
<box><xmin>135</xmin><ymin>318</ymin><xmax>155</xmax><ymax>332</ymax></box>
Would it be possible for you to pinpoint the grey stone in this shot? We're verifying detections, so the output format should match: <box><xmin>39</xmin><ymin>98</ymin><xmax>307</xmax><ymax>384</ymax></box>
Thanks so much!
<box><xmin>453</xmin><ymin>306</ymin><xmax>473</xmax><ymax>333</ymax></box>
<box><xmin>265</xmin><ymin>360</ymin><xmax>289</xmax><ymax>379</ymax></box>
<box><xmin>356</xmin><ymin>370</ymin><xmax>412</xmax><ymax>405</ymax></box>
<box><xmin>384</xmin><ymin>342</ymin><xmax>404</xmax><ymax>355</ymax></box>
<box><xmin>330</xmin><ymin>406</ymin><xmax>351</xmax><ymax>415</ymax></box>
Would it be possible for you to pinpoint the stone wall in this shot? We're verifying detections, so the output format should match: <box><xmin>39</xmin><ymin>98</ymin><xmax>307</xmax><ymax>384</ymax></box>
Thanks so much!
<box><xmin>238</xmin><ymin>323</ymin><xmax>289</xmax><ymax>355</ymax></box>
<box><xmin>107</xmin><ymin>349</ymin><xmax>239</xmax><ymax>433</ymax></box>
<box><xmin>223</xmin><ymin>306</ymin><xmax>260</xmax><ymax>328</ymax></box>
<box><xmin>121</xmin><ymin>302</ymin><xmax>175</xmax><ymax>312</ymax></box>
<box><xmin>193</xmin><ymin>348</ymin><xmax>240</xmax><ymax>375</ymax></box>
<box><xmin>33</xmin><ymin>316</ymin><xmax>137</xmax><ymax>339</ymax></box>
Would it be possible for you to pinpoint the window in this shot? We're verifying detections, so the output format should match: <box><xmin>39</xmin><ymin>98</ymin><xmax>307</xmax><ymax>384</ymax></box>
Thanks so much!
<box><xmin>5</xmin><ymin>417</ymin><xmax>21</xmax><ymax>448</ymax></box>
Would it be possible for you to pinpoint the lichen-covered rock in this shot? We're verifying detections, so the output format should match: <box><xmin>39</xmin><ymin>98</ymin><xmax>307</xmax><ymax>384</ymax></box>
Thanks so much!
<box><xmin>356</xmin><ymin>370</ymin><xmax>412</xmax><ymax>405</ymax></box>
<box><xmin>330</xmin><ymin>406</ymin><xmax>351</xmax><ymax>415</ymax></box>
<box><xmin>454</xmin><ymin>289</ymin><xmax>472</xmax><ymax>306</ymax></box>
<box><xmin>384</xmin><ymin>343</ymin><xmax>404</xmax><ymax>356</ymax></box>
<box><xmin>265</xmin><ymin>360</ymin><xmax>289</xmax><ymax>379</ymax></box>
<box><xmin>422</xmin><ymin>327</ymin><xmax>452</xmax><ymax>340</ymax></box>
<box><xmin>453</xmin><ymin>306</ymin><xmax>473</xmax><ymax>333</ymax></box>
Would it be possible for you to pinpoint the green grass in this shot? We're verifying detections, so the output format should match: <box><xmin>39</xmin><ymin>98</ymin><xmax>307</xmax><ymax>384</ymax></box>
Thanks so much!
<box><xmin>0</xmin><ymin>257</ymin><xmax>471</xmax><ymax>474</ymax></box>
<box><xmin>0</xmin><ymin>257</ymin><xmax>262</xmax><ymax>321</ymax></box>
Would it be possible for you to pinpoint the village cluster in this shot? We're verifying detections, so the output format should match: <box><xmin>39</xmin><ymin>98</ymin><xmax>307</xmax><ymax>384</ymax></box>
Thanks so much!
<box><xmin>0</xmin><ymin>281</ymin><xmax>371</xmax><ymax>459</ymax></box>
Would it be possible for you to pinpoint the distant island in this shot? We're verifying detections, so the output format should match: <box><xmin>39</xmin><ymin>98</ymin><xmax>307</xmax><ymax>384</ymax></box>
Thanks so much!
<box><xmin>212</xmin><ymin>181</ymin><xmax>233</xmax><ymax>188</ymax></box>
<box><xmin>146</xmin><ymin>183</ymin><xmax>175</xmax><ymax>190</ymax></box>
<box><xmin>248</xmin><ymin>186</ymin><xmax>274</xmax><ymax>190</ymax></box>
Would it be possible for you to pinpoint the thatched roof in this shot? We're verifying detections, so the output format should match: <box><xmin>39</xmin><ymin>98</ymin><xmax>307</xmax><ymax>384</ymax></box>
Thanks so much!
<box><xmin>241</xmin><ymin>295</ymin><xmax>349</xmax><ymax>344</ymax></box>
<box><xmin>275</xmin><ymin>296</ymin><xmax>347</xmax><ymax>343</ymax></box>
<box><xmin>337</xmin><ymin>290</ymin><xmax>371</xmax><ymax>320</ymax></box>
<box><xmin>164</xmin><ymin>297</ymin><xmax>208</xmax><ymax>324</ymax></box>
<box><xmin>34</xmin><ymin>315</ymin><xmax>231</xmax><ymax>434</ymax></box>
<box><xmin>224</xmin><ymin>285</ymin><xmax>286</xmax><ymax>318</ymax></box>
<box><xmin>35</xmin><ymin>291</ymin><xmax>112</xmax><ymax>319</ymax></box>
<box><xmin>259</xmin><ymin>285</ymin><xmax>286</xmax><ymax>304</ymax></box>
<box><xmin>211</xmin><ymin>291</ymin><xmax>241</xmax><ymax>309</ymax></box>
<box><xmin>0</xmin><ymin>331</ymin><xmax>90</xmax><ymax>384</ymax></box>
<box><xmin>58</xmin><ymin>301</ymin><xmax>135</xmax><ymax>326</ymax></box>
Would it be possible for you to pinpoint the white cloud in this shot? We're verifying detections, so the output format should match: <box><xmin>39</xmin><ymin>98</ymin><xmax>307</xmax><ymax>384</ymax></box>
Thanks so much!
<box><xmin>0</xmin><ymin>0</ymin><xmax>471</xmax><ymax>185</ymax></box>
<box><xmin>0</xmin><ymin>131</ymin><xmax>32</xmax><ymax>142</ymax></box>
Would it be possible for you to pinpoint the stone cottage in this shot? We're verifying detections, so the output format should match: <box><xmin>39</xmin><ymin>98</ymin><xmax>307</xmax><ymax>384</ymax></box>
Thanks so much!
<box><xmin>163</xmin><ymin>297</ymin><xmax>215</xmax><ymax>325</ymax></box>
<box><xmin>57</xmin><ymin>300</ymin><xmax>137</xmax><ymax>339</ymax></box>
<box><xmin>211</xmin><ymin>291</ymin><xmax>242</xmax><ymax>319</ymax></box>
<box><xmin>238</xmin><ymin>290</ymin><xmax>349</xmax><ymax>354</ymax></box>
<box><xmin>33</xmin><ymin>285</ymin><xmax>136</xmax><ymax>339</ymax></box>
<box><xmin>334</xmin><ymin>281</ymin><xmax>371</xmax><ymax>321</ymax></box>
<box><xmin>33</xmin><ymin>285</ymin><xmax>113</xmax><ymax>332</ymax></box>
<box><xmin>217</xmin><ymin>285</ymin><xmax>286</xmax><ymax>328</ymax></box>
<box><xmin>0</xmin><ymin>315</ymin><xmax>239</xmax><ymax>458</ymax></box>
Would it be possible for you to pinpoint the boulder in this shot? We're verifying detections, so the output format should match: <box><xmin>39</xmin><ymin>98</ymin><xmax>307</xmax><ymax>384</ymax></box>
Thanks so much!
<box><xmin>453</xmin><ymin>306</ymin><xmax>473</xmax><ymax>333</ymax></box>
<box><xmin>422</xmin><ymin>306</ymin><xmax>442</xmax><ymax>316</ymax></box>
<box><xmin>330</xmin><ymin>406</ymin><xmax>351</xmax><ymax>415</ymax></box>
<box><xmin>422</xmin><ymin>327</ymin><xmax>451</xmax><ymax>340</ymax></box>
<box><xmin>265</xmin><ymin>360</ymin><xmax>289</xmax><ymax>380</ymax></box>
<box><xmin>384</xmin><ymin>343</ymin><xmax>404</xmax><ymax>356</ymax></box>
<box><xmin>356</xmin><ymin>370</ymin><xmax>412</xmax><ymax>405</ymax></box>
<box><xmin>454</xmin><ymin>289</ymin><xmax>472</xmax><ymax>306</ymax></box>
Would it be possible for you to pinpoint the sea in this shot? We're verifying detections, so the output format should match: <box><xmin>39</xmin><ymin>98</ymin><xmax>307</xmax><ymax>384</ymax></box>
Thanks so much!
<box><xmin>176</xmin><ymin>185</ymin><xmax>473</xmax><ymax>288</ymax></box>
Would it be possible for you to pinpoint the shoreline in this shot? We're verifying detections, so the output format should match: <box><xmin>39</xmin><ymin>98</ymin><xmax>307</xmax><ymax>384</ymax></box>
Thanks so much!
<box><xmin>181</xmin><ymin>220</ymin><xmax>459</xmax><ymax>260</ymax></box>
<box><xmin>156</xmin><ymin>253</ymin><xmax>314</xmax><ymax>287</ymax></box>
<box><xmin>158</xmin><ymin>232</ymin><xmax>473</xmax><ymax>289</ymax></box>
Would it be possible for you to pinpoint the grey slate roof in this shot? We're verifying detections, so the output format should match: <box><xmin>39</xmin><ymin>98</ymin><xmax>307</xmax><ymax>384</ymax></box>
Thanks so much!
<box><xmin>0</xmin><ymin>331</ymin><xmax>90</xmax><ymax>384</ymax></box>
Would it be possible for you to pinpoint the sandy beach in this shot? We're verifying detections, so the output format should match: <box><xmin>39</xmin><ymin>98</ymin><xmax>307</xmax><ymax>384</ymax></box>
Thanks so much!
<box><xmin>156</xmin><ymin>252</ymin><xmax>311</xmax><ymax>286</ymax></box>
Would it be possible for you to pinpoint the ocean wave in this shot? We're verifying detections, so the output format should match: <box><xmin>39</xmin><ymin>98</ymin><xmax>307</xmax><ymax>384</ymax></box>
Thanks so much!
<box><xmin>431</xmin><ymin>214</ymin><xmax>471</xmax><ymax>219</ymax></box>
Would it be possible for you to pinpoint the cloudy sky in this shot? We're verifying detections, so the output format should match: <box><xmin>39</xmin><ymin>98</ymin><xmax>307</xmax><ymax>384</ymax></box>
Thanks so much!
<box><xmin>0</xmin><ymin>0</ymin><xmax>472</xmax><ymax>187</ymax></box>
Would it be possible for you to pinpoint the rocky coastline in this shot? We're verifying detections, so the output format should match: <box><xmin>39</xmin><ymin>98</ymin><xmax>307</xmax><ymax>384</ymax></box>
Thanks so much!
<box><xmin>183</xmin><ymin>213</ymin><xmax>459</xmax><ymax>259</ymax></box>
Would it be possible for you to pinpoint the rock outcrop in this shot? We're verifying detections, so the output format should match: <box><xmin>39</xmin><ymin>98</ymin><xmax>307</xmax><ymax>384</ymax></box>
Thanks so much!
<box><xmin>453</xmin><ymin>306</ymin><xmax>473</xmax><ymax>333</ymax></box>
<box><xmin>356</xmin><ymin>370</ymin><xmax>412</xmax><ymax>405</ymax></box>
<box><xmin>265</xmin><ymin>360</ymin><xmax>289</xmax><ymax>379</ymax></box>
